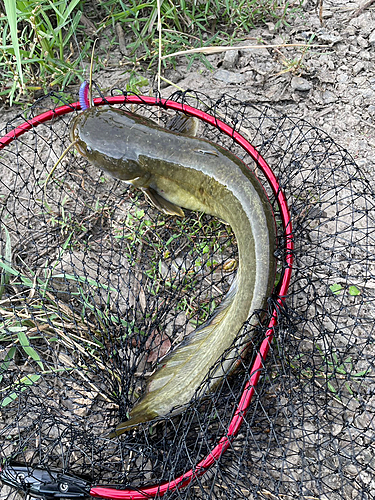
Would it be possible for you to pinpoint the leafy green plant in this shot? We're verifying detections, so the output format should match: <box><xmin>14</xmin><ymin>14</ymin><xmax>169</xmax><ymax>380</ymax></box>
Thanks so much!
<box><xmin>126</xmin><ymin>72</ymin><xmax>149</xmax><ymax>93</ymax></box>
<box><xmin>1</xmin><ymin>0</ymin><xmax>302</xmax><ymax>104</ymax></box>
<box><xmin>329</xmin><ymin>283</ymin><xmax>361</xmax><ymax>296</ymax></box>
<box><xmin>329</xmin><ymin>283</ymin><xmax>343</xmax><ymax>295</ymax></box>
<box><xmin>290</xmin><ymin>344</ymin><xmax>370</xmax><ymax>401</ymax></box>
<box><xmin>0</xmin><ymin>326</ymin><xmax>44</xmax><ymax>407</ymax></box>
<box><xmin>348</xmin><ymin>285</ymin><xmax>360</xmax><ymax>296</ymax></box>
<box><xmin>1</xmin><ymin>0</ymin><xmax>88</xmax><ymax>104</ymax></box>
<box><xmin>325</xmin><ymin>352</ymin><xmax>369</xmax><ymax>396</ymax></box>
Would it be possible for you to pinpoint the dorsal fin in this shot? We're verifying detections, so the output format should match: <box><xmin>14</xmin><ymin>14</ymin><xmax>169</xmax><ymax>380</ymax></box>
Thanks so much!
<box><xmin>165</xmin><ymin>113</ymin><xmax>199</xmax><ymax>136</ymax></box>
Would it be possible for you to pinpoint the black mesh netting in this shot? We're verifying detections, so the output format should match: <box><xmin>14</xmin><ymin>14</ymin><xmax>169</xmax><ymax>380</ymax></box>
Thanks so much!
<box><xmin>0</xmin><ymin>90</ymin><xmax>374</xmax><ymax>500</ymax></box>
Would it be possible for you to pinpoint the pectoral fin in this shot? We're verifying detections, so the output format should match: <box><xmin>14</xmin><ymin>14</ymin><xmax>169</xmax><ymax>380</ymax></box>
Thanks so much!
<box><xmin>129</xmin><ymin>173</ymin><xmax>151</xmax><ymax>188</ymax></box>
<box><xmin>165</xmin><ymin>113</ymin><xmax>198</xmax><ymax>137</ymax></box>
<box><xmin>142</xmin><ymin>187</ymin><xmax>185</xmax><ymax>217</ymax></box>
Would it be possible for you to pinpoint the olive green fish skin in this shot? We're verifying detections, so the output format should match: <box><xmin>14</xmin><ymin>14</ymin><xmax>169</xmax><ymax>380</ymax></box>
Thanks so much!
<box><xmin>70</xmin><ymin>106</ymin><xmax>276</xmax><ymax>437</ymax></box>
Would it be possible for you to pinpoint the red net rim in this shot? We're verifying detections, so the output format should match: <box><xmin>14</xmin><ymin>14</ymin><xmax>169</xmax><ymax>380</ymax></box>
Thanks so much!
<box><xmin>0</xmin><ymin>95</ymin><xmax>294</xmax><ymax>499</ymax></box>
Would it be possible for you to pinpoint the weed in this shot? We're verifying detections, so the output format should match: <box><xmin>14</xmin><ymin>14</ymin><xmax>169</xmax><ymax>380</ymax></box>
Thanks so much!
<box><xmin>272</xmin><ymin>33</ymin><xmax>315</xmax><ymax>77</ymax></box>
<box><xmin>0</xmin><ymin>253</ymin><xmax>122</xmax><ymax>407</ymax></box>
<box><xmin>1</xmin><ymin>0</ymin><xmax>303</xmax><ymax>104</ymax></box>
<box><xmin>329</xmin><ymin>283</ymin><xmax>361</xmax><ymax>297</ymax></box>
<box><xmin>1</xmin><ymin>0</ymin><xmax>89</xmax><ymax>104</ymax></box>
<box><xmin>290</xmin><ymin>343</ymin><xmax>370</xmax><ymax>402</ymax></box>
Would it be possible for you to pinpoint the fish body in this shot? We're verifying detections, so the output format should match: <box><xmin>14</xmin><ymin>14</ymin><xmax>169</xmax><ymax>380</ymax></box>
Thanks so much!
<box><xmin>70</xmin><ymin>106</ymin><xmax>276</xmax><ymax>437</ymax></box>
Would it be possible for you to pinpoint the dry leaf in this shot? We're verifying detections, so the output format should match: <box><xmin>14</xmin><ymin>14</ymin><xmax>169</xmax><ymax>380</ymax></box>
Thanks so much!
<box><xmin>145</xmin><ymin>331</ymin><xmax>171</xmax><ymax>363</ymax></box>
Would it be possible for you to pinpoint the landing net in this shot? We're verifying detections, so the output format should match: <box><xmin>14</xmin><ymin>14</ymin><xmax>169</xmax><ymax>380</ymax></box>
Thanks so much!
<box><xmin>0</xmin><ymin>91</ymin><xmax>374</xmax><ymax>500</ymax></box>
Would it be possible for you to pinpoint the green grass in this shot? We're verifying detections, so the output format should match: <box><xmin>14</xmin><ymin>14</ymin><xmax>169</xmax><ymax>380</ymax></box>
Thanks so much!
<box><xmin>287</xmin><ymin>343</ymin><xmax>371</xmax><ymax>402</ymax></box>
<box><xmin>0</xmin><ymin>249</ymin><xmax>122</xmax><ymax>408</ymax></box>
<box><xmin>111</xmin><ymin>195</ymin><xmax>236</xmax><ymax>323</ymax></box>
<box><xmin>1</xmin><ymin>0</ymin><xmax>302</xmax><ymax>105</ymax></box>
<box><xmin>2</xmin><ymin>0</ymin><xmax>89</xmax><ymax>104</ymax></box>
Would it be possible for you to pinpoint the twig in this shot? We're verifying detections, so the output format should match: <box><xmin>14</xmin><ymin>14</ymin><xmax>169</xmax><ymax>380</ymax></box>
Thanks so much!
<box><xmin>160</xmin><ymin>43</ymin><xmax>327</xmax><ymax>60</ymax></box>
<box><xmin>317</xmin><ymin>0</ymin><xmax>324</xmax><ymax>25</ymax></box>
<box><xmin>156</xmin><ymin>0</ymin><xmax>162</xmax><ymax>96</ymax></box>
<box><xmin>349</xmin><ymin>0</ymin><xmax>375</xmax><ymax>18</ymax></box>
<box><xmin>115</xmin><ymin>23</ymin><xmax>127</xmax><ymax>56</ymax></box>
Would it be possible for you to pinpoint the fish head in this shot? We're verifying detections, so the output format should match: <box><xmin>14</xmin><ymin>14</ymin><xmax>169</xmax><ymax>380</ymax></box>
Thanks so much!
<box><xmin>70</xmin><ymin>106</ymin><xmax>146</xmax><ymax>183</ymax></box>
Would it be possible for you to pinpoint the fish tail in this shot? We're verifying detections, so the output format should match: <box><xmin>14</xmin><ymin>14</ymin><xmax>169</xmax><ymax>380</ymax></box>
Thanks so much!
<box><xmin>105</xmin><ymin>276</ymin><xmax>241</xmax><ymax>439</ymax></box>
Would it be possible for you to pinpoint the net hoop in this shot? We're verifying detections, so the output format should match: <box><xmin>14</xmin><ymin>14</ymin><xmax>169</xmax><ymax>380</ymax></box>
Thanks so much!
<box><xmin>0</xmin><ymin>95</ymin><xmax>293</xmax><ymax>498</ymax></box>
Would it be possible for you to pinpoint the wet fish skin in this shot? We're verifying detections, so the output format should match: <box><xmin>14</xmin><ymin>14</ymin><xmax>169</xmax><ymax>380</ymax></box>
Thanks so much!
<box><xmin>70</xmin><ymin>106</ymin><xmax>276</xmax><ymax>437</ymax></box>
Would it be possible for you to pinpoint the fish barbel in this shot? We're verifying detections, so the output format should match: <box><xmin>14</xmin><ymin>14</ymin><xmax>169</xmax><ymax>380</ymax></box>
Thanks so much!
<box><xmin>69</xmin><ymin>105</ymin><xmax>277</xmax><ymax>437</ymax></box>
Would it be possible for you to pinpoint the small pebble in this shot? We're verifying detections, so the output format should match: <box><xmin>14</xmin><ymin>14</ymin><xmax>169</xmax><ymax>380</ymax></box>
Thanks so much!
<box><xmin>291</xmin><ymin>76</ymin><xmax>312</xmax><ymax>91</ymax></box>
<box><xmin>369</xmin><ymin>30</ymin><xmax>375</xmax><ymax>46</ymax></box>
<box><xmin>316</xmin><ymin>30</ymin><xmax>342</xmax><ymax>45</ymax></box>
<box><xmin>322</xmin><ymin>9</ymin><xmax>333</xmax><ymax>19</ymax></box>
<box><xmin>213</xmin><ymin>69</ymin><xmax>247</xmax><ymax>84</ymax></box>
<box><xmin>265</xmin><ymin>22</ymin><xmax>276</xmax><ymax>33</ymax></box>
<box><xmin>357</xmin><ymin>35</ymin><xmax>368</xmax><ymax>48</ymax></box>
<box><xmin>336</xmin><ymin>72</ymin><xmax>349</xmax><ymax>83</ymax></box>
<box><xmin>321</xmin><ymin>90</ymin><xmax>337</xmax><ymax>104</ymax></box>
<box><xmin>361</xmin><ymin>88</ymin><xmax>374</xmax><ymax>99</ymax></box>
<box><xmin>359</xmin><ymin>49</ymin><xmax>371</xmax><ymax>60</ymax></box>
<box><xmin>352</xmin><ymin>61</ymin><xmax>365</xmax><ymax>76</ymax></box>
<box><xmin>317</xmin><ymin>70</ymin><xmax>335</xmax><ymax>83</ymax></box>
<box><xmin>222</xmin><ymin>49</ymin><xmax>239</xmax><ymax>70</ymax></box>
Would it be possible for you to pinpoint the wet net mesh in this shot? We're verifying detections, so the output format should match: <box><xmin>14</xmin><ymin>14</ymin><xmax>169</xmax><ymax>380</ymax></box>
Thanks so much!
<box><xmin>0</xmin><ymin>91</ymin><xmax>374</xmax><ymax>500</ymax></box>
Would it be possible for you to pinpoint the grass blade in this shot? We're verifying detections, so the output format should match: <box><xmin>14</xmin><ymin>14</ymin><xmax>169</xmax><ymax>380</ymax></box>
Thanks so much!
<box><xmin>4</xmin><ymin>0</ymin><xmax>24</xmax><ymax>91</ymax></box>
<box><xmin>0</xmin><ymin>225</ymin><xmax>12</xmax><ymax>299</ymax></box>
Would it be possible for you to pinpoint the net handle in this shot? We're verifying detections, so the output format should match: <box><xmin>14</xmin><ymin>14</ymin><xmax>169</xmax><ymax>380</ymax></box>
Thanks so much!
<box><xmin>0</xmin><ymin>95</ymin><xmax>293</xmax><ymax>499</ymax></box>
